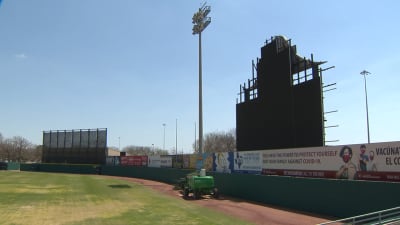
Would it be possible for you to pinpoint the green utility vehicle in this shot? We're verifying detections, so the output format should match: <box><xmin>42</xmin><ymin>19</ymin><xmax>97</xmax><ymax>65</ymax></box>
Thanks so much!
<box><xmin>182</xmin><ymin>170</ymin><xmax>219</xmax><ymax>199</ymax></box>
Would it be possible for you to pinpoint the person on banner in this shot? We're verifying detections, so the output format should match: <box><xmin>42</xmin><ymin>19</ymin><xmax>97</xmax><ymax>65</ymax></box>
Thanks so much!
<box><xmin>235</xmin><ymin>152</ymin><xmax>243</xmax><ymax>169</ymax></box>
<box><xmin>216</xmin><ymin>152</ymin><xmax>229</xmax><ymax>173</ymax></box>
<box><xmin>336</xmin><ymin>146</ymin><xmax>358</xmax><ymax>180</ymax></box>
<box><xmin>358</xmin><ymin>144</ymin><xmax>369</xmax><ymax>171</ymax></box>
<box><xmin>367</xmin><ymin>150</ymin><xmax>378</xmax><ymax>171</ymax></box>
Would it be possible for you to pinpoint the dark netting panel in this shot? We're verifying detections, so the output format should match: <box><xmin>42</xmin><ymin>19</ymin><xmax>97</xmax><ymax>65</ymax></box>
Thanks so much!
<box><xmin>65</xmin><ymin>131</ymin><xmax>73</xmax><ymax>148</ymax></box>
<box><xmin>43</xmin><ymin>132</ymin><xmax>51</xmax><ymax>148</ymax></box>
<box><xmin>50</xmin><ymin>132</ymin><xmax>58</xmax><ymax>149</ymax></box>
<box><xmin>89</xmin><ymin>130</ymin><xmax>97</xmax><ymax>148</ymax></box>
<box><xmin>72</xmin><ymin>131</ymin><xmax>81</xmax><ymax>148</ymax></box>
<box><xmin>42</xmin><ymin>128</ymin><xmax>107</xmax><ymax>164</ymax></box>
<box><xmin>57</xmin><ymin>132</ymin><xmax>65</xmax><ymax>149</ymax></box>
<box><xmin>97</xmin><ymin>130</ymin><xmax>107</xmax><ymax>148</ymax></box>
<box><xmin>81</xmin><ymin>131</ymin><xmax>89</xmax><ymax>148</ymax></box>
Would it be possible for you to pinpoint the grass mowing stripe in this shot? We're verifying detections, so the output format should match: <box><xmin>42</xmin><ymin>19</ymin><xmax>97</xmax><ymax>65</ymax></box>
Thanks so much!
<box><xmin>0</xmin><ymin>172</ymin><xmax>252</xmax><ymax>225</ymax></box>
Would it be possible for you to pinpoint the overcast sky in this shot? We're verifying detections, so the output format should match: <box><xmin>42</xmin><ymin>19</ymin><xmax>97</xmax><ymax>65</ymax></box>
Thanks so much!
<box><xmin>1</xmin><ymin>0</ymin><xmax>399</xmax><ymax>152</ymax></box>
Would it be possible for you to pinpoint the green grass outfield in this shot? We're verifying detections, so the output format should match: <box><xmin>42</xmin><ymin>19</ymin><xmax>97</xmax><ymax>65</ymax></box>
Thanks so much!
<box><xmin>0</xmin><ymin>171</ymin><xmax>251</xmax><ymax>225</ymax></box>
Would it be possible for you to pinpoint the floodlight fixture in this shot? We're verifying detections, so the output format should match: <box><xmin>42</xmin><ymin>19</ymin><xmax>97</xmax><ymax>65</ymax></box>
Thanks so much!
<box><xmin>202</xmin><ymin>5</ymin><xmax>211</xmax><ymax>18</ymax></box>
<box><xmin>192</xmin><ymin>7</ymin><xmax>211</xmax><ymax>34</ymax></box>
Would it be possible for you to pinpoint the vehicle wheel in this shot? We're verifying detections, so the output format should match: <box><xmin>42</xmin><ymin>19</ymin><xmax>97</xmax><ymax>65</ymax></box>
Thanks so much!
<box><xmin>184</xmin><ymin>188</ymin><xmax>189</xmax><ymax>197</ymax></box>
<box><xmin>179</xmin><ymin>178</ymin><xmax>186</xmax><ymax>189</ymax></box>
<box><xmin>193</xmin><ymin>190</ymin><xmax>200</xmax><ymax>199</ymax></box>
<box><xmin>212</xmin><ymin>188</ymin><xmax>219</xmax><ymax>199</ymax></box>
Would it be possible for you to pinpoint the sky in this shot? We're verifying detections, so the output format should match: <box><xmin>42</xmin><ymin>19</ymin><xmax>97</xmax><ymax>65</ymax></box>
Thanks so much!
<box><xmin>1</xmin><ymin>0</ymin><xmax>399</xmax><ymax>153</ymax></box>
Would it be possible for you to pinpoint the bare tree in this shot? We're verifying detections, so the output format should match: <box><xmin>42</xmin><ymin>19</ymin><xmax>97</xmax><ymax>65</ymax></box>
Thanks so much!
<box><xmin>0</xmin><ymin>133</ymin><xmax>41</xmax><ymax>162</ymax></box>
<box><xmin>0</xmin><ymin>132</ymin><xmax>4</xmax><ymax>161</ymax></box>
<box><xmin>1</xmin><ymin>136</ymin><xmax>34</xmax><ymax>162</ymax></box>
<box><xmin>193</xmin><ymin>129</ymin><xmax>236</xmax><ymax>153</ymax></box>
<box><xmin>15</xmin><ymin>136</ymin><xmax>32</xmax><ymax>162</ymax></box>
<box><xmin>2</xmin><ymin>139</ymin><xmax>13</xmax><ymax>162</ymax></box>
<box><xmin>29</xmin><ymin>145</ymin><xmax>42</xmax><ymax>162</ymax></box>
<box><xmin>123</xmin><ymin>145</ymin><xmax>168</xmax><ymax>156</ymax></box>
<box><xmin>154</xmin><ymin>149</ymin><xmax>169</xmax><ymax>155</ymax></box>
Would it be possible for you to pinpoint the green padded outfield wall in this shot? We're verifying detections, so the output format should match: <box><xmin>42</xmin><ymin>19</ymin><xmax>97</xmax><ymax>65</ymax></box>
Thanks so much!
<box><xmin>20</xmin><ymin>163</ymin><xmax>99</xmax><ymax>174</ymax></box>
<box><xmin>210</xmin><ymin>172</ymin><xmax>400</xmax><ymax>218</ymax></box>
<box><xmin>101</xmin><ymin>166</ymin><xmax>194</xmax><ymax>184</ymax></box>
<box><xmin>20</xmin><ymin>164</ymin><xmax>194</xmax><ymax>185</ymax></box>
<box><xmin>7</xmin><ymin>162</ymin><xmax>20</xmax><ymax>170</ymax></box>
<box><xmin>20</xmin><ymin>164</ymin><xmax>400</xmax><ymax>218</ymax></box>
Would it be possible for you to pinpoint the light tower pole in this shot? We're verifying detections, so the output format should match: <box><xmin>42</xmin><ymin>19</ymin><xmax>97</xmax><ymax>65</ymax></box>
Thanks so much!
<box><xmin>360</xmin><ymin>70</ymin><xmax>371</xmax><ymax>144</ymax></box>
<box><xmin>192</xmin><ymin>3</ymin><xmax>211</xmax><ymax>154</ymax></box>
<box><xmin>162</xmin><ymin>123</ymin><xmax>166</xmax><ymax>151</ymax></box>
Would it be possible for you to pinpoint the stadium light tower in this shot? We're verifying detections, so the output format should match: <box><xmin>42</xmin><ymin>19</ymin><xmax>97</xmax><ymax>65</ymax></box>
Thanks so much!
<box><xmin>192</xmin><ymin>3</ymin><xmax>211</xmax><ymax>154</ymax></box>
<box><xmin>360</xmin><ymin>70</ymin><xmax>371</xmax><ymax>144</ymax></box>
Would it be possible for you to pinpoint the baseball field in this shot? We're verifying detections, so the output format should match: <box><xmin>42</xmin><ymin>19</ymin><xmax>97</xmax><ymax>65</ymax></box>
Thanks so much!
<box><xmin>0</xmin><ymin>171</ymin><xmax>251</xmax><ymax>225</ymax></box>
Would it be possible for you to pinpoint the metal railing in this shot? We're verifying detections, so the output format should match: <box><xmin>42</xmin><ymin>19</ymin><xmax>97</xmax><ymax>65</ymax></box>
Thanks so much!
<box><xmin>318</xmin><ymin>206</ymin><xmax>400</xmax><ymax>225</ymax></box>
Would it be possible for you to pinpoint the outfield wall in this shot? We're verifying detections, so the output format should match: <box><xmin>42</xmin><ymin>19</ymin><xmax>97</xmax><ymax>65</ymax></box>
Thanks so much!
<box><xmin>20</xmin><ymin>163</ymin><xmax>99</xmax><ymax>174</ymax></box>
<box><xmin>210</xmin><ymin>172</ymin><xmax>400</xmax><ymax>218</ymax></box>
<box><xmin>20</xmin><ymin>163</ymin><xmax>193</xmax><ymax>184</ymax></box>
<box><xmin>7</xmin><ymin>162</ymin><xmax>20</xmax><ymax>170</ymax></box>
<box><xmin>21</xmin><ymin>163</ymin><xmax>400</xmax><ymax>218</ymax></box>
<box><xmin>102</xmin><ymin>166</ymin><xmax>193</xmax><ymax>184</ymax></box>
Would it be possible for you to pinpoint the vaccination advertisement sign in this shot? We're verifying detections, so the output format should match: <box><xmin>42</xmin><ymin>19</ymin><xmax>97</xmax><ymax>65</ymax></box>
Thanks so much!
<box><xmin>262</xmin><ymin>146</ymin><xmax>339</xmax><ymax>178</ymax></box>
<box><xmin>261</xmin><ymin>141</ymin><xmax>400</xmax><ymax>182</ymax></box>
<box><xmin>114</xmin><ymin>141</ymin><xmax>400</xmax><ymax>182</ymax></box>
<box><xmin>213</xmin><ymin>152</ymin><xmax>234</xmax><ymax>173</ymax></box>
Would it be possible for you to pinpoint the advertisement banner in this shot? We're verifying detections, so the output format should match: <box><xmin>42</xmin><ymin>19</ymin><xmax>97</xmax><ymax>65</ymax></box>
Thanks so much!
<box><xmin>261</xmin><ymin>141</ymin><xmax>400</xmax><ymax>182</ymax></box>
<box><xmin>106</xmin><ymin>156</ymin><xmax>120</xmax><ymax>166</ymax></box>
<box><xmin>182</xmin><ymin>155</ymin><xmax>190</xmax><ymax>169</ymax></box>
<box><xmin>196</xmin><ymin>153</ymin><xmax>213</xmax><ymax>171</ymax></box>
<box><xmin>120</xmin><ymin>156</ymin><xmax>128</xmax><ymax>166</ymax></box>
<box><xmin>353</xmin><ymin>142</ymin><xmax>400</xmax><ymax>181</ymax></box>
<box><xmin>213</xmin><ymin>152</ymin><xmax>234</xmax><ymax>173</ymax></box>
<box><xmin>188</xmin><ymin>154</ymin><xmax>197</xmax><ymax>169</ymax></box>
<box><xmin>120</xmin><ymin>156</ymin><xmax>148</xmax><ymax>166</ymax></box>
<box><xmin>140</xmin><ymin>156</ymin><xmax>148</xmax><ymax>166</ymax></box>
<box><xmin>160</xmin><ymin>156</ymin><xmax>172</xmax><ymax>168</ymax></box>
<box><xmin>172</xmin><ymin>155</ymin><xmax>183</xmax><ymax>168</ymax></box>
<box><xmin>148</xmin><ymin>155</ymin><xmax>161</xmax><ymax>168</ymax></box>
<box><xmin>361</xmin><ymin>142</ymin><xmax>400</xmax><ymax>172</ymax></box>
<box><xmin>262</xmin><ymin>146</ymin><xmax>338</xmax><ymax>170</ymax></box>
<box><xmin>233</xmin><ymin>151</ymin><xmax>262</xmax><ymax>174</ymax></box>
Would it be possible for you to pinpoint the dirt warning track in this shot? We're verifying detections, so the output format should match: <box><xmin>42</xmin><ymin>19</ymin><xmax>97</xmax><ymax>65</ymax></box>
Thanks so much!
<box><xmin>112</xmin><ymin>176</ymin><xmax>333</xmax><ymax>225</ymax></box>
